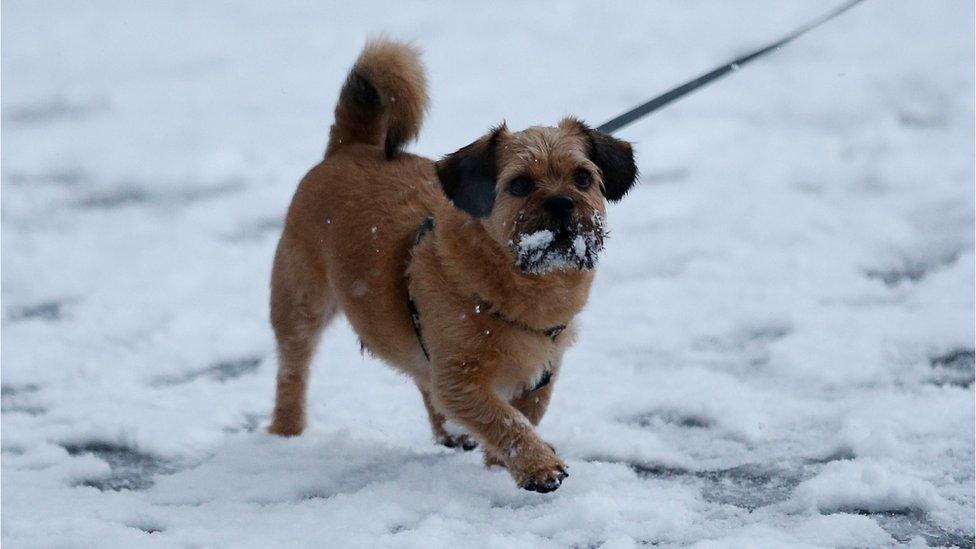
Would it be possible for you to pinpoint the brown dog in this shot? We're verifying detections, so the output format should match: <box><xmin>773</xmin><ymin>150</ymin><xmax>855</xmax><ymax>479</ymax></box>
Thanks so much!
<box><xmin>268</xmin><ymin>39</ymin><xmax>637</xmax><ymax>493</ymax></box>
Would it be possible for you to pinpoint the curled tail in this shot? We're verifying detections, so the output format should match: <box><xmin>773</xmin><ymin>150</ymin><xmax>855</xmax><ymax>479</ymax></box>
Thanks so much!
<box><xmin>327</xmin><ymin>39</ymin><xmax>429</xmax><ymax>159</ymax></box>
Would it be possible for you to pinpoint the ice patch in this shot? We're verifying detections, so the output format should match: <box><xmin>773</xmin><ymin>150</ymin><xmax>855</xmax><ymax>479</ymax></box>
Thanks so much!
<box><xmin>786</xmin><ymin>459</ymin><xmax>947</xmax><ymax>516</ymax></box>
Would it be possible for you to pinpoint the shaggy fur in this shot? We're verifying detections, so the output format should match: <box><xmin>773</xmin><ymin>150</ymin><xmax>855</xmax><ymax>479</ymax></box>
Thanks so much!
<box><xmin>269</xmin><ymin>39</ymin><xmax>637</xmax><ymax>493</ymax></box>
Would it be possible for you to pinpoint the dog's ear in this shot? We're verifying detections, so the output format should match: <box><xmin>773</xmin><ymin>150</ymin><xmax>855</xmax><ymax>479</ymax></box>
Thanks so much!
<box><xmin>568</xmin><ymin>119</ymin><xmax>638</xmax><ymax>202</ymax></box>
<box><xmin>436</xmin><ymin>125</ymin><xmax>506</xmax><ymax>217</ymax></box>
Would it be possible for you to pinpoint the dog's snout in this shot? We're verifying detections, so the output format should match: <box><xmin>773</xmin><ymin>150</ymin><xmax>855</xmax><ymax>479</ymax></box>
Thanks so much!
<box><xmin>543</xmin><ymin>195</ymin><xmax>575</xmax><ymax>219</ymax></box>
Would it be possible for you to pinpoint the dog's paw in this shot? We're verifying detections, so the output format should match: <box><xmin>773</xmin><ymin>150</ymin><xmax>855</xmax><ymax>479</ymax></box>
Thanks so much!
<box><xmin>512</xmin><ymin>448</ymin><xmax>569</xmax><ymax>493</ymax></box>
<box><xmin>519</xmin><ymin>464</ymin><xmax>568</xmax><ymax>493</ymax></box>
<box><xmin>437</xmin><ymin>433</ymin><xmax>478</xmax><ymax>451</ymax></box>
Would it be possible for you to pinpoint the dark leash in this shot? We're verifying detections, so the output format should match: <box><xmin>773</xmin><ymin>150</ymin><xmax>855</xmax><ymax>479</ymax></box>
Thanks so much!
<box><xmin>597</xmin><ymin>0</ymin><xmax>867</xmax><ymax>134</ymax></box>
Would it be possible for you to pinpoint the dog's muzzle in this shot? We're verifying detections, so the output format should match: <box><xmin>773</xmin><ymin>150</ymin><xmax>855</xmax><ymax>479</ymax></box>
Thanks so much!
<box><xmin>513</xmin><ymin>211</ymin><xmax>605</xmax><ymax>274</ymax></box>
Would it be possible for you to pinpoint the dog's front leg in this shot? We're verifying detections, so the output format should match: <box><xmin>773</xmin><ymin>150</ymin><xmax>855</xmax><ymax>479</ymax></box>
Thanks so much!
<box><xmin>433</xmin><ymin>363</ymin><xmax>568</xmax><ymax>493</ymax></box>
<box><xmin>483</xmin><ymin>378</ymin><xmax>560</xmax><ymax>470</ymax></box>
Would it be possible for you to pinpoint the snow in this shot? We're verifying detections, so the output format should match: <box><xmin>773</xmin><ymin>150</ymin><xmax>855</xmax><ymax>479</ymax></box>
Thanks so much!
<box><xmin>2</xmin><ymin>1</ymin><xmax>974</xmax><ymax>547</ymax></box>
<box><xmin>572</xmin><ymin>235</ymin><xmax>588</xmax><ymax>260</ymax></box>
<box><xmin>787</xmin><ymin>459</ymin><xmax>949</xmax><ymax>517</ymax></box>
<box><xmin>516</xmin><ymin>229</ymin><xmax>558</xmax><ymax>271</ymax></box>
<box><xmin>519</xmin><ymin>229</ymin><xmax>557</xmax><ymax>252</ymax></box>
<box><xmin>514</xmin><ymin>218</ymin><xmax>604</xmax><ymax>274</ymax></box>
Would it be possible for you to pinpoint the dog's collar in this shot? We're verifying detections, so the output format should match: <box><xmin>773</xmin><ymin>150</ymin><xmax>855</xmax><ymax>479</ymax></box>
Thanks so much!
<box><xmin>475</xmin><ymin>299</ymin><xmax>566</xmax><ymax>342</ymax></box>
<box><xmin>407</xmin><ymin>216</ymin><xmax>566</xmax><ymax>364</ymax></box>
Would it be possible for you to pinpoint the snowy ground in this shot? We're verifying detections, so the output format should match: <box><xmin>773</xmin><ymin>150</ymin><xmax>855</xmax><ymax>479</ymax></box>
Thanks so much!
<box><xmin>2</xmin><ymin>1</ymin><xmax>974</xmax><ymax>547</ymax></box>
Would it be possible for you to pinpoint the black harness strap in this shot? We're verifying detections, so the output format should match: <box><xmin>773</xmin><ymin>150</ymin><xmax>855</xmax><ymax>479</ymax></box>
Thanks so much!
<box><xmin>480</xmin><ymin>301</ymin><xmax>565</xmax><ymax>343</ymax></box>
<box><xmin>407</xmin><ymin>294</ymin><xmax>429</xmax><ymax>361</ymax></box>
<box><xmin>531</xmin><ymin>369</ymin><xmax>553</xmax><ymax>393</ymax></box>
<box><xmin>415</xmin><ymin>216</ymin><xmax>436</xmax><ymax>243</ymax></box>
<box><xmin>408</xmin><ymin>217</ymin><xmax>436</xmax><ymax>361</ymax></box>
<box><xmin>597</xmin><ymin>0</ymin><xmax>867</xmax><ymax>134</ymax></box>
<box><xmin>545</xmin><ymin>325</ymin><xmax>565</xmax><ymax>340</ymax></box>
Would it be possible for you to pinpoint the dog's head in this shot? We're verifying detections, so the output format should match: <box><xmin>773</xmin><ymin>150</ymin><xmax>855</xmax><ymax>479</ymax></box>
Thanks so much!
<box><xmin>436</xmin><ymin>118</ymin><xmax>637</xmax><ymax>274</ymax></box>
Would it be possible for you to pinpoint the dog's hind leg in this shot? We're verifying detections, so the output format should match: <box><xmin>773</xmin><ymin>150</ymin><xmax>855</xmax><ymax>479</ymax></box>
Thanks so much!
<box><xmin>419</xmin><ymin>386</ymin><xmax>477</xmax><ymax>451</ymax></box>
<box><xmin>268</xmin><ymin>239</ymin><xmax>337</xmax><ymax>436</ymax></box>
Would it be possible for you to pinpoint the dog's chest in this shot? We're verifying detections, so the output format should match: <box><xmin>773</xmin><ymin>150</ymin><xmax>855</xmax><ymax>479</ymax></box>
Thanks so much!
<box><xmin>490</xmin><ymin>332</ymin><xmax>562</xmax><ymax>400</ymax></box>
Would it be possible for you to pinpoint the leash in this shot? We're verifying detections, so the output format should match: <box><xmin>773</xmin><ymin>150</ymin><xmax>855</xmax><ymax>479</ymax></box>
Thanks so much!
<box><xmin>597</xmin><ymin>0</ymin><xmax>867</xmax><ymax>134</ymax></box>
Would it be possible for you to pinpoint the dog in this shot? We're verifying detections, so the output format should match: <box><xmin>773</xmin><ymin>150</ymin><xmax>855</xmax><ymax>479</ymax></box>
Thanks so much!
<box><xmin>268</xmin><ymin>39</ymin><xmax>637</xmax><ymax>493</ymax></box>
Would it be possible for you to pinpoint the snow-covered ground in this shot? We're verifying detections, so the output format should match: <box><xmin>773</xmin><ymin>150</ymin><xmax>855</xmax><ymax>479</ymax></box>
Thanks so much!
<box><xmin>2</xmin><ymin>1</ymin><xmax>973</xmax><ymax>547</ymax></box>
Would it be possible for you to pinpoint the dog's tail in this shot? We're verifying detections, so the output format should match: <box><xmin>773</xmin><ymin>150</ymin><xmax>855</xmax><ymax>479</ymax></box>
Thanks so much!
<box><xmin>327</xmin><ymin>39</ymin><xmax>428</xmax><ymax>159</ymax></box>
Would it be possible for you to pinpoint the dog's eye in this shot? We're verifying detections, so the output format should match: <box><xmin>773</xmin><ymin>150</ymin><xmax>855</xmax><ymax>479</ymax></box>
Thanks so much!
<box><xmin>508</xmin><ymin>176</ymin><xmax>535</xmax><ymax>197</ymax></box>
<box><xmin>573</xmin><ymin>169</ymin><xmax>593</xmax><ymax>190</ymax></box>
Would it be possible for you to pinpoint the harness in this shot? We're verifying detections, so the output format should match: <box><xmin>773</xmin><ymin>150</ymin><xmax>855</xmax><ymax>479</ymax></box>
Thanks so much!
<box><xmin>406</xmin><ymin>216</ymin><xmax>564</xmax><ymax>393</ymax></box>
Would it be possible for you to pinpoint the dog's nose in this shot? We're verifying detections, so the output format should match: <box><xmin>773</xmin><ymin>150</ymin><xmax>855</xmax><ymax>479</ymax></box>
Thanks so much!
<box><xmin>543</xmin><ymin>195</ymin><xmax>575</xmax><ymax>219</ymax></box>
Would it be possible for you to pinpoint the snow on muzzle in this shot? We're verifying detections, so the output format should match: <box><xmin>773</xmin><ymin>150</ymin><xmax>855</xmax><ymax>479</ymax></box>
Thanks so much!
<box><xmin>513</xmin><ymin>212</ymin><xmax>605</xmax><ymax>274</ymax></box>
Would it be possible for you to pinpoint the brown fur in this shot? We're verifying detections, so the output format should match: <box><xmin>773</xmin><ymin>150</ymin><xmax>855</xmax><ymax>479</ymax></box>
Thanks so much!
<box><xmin>269</xmin><ymin>39</ymin><xmax>636</xmax><ymax>493</ymax></box>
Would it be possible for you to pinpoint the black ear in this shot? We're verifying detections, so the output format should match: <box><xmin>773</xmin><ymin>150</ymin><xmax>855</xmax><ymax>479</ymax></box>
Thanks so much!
<box><xmin>435</xmin><ymin>125</ymin><xmax>504</xmax><ymax>217</ymax></box>
<box><xmin>584</xmin><ymin>127</ymin><xmax>638</xmax><ymax>202</ymax></box>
